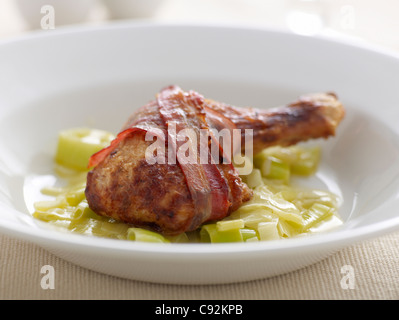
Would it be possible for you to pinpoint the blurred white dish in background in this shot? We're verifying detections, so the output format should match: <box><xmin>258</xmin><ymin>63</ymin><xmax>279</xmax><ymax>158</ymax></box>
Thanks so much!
<box><xmin>102</xmin><ymin>0</ymin><xmax>165</xmax><ymax>19</ymax></box>
<box><xmin>15</xmin><ymin>0</ymin><xmax>96</xmax><ymax>29</ymax></box>
<box><xmin>322</xmin><ymin>0</ymin><xmax>399</xmax><ymax>49</ymax></box>
<box><xmin>0</xmin><ymin>23</ymin><xmax>399</xmax><ymax>284</ymax></box>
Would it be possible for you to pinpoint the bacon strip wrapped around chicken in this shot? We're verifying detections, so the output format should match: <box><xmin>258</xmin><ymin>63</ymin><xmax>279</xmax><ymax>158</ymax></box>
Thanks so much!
<box><xmin>85</xmin><ymin>86</ymin><xmax>345</xmax><ymax>235</ymax></box>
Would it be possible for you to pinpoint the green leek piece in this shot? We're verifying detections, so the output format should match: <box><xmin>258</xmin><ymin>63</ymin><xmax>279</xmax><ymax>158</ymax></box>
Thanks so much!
<box><xmin>216</xmin><ymin>219</ymin><xmax>244</xmax><ymax>232</ymax></box>
<box><xmin>68</xmin><ymin>218</ymin><xmax>91</xmax><ymax>234</ymax></box>
<box><xmin>260</xmin><ymin>156</ymin><xmax>290</xmax><ymax>181</ymax></box>
<box><xmin>33</xmin><ymin>208</ymin><xmax>71</xmax><ymax>222</ymax></box>
<box><xmin>241</xmin><ymin>213</ymin><xmax>273</xmax><ymax>229</ymax></box>
<box><xmin>72</xmin><ymin>200</ymin><xmax>99</xmax><ymax>221</ymax></box>
<box><xmin>277</xmin><ymin>219</ymin><xmax>299</xmax><ymax>238</ymax></box>
<box><xmin>100</xmin><ymin>221</ymin><xmax>129</xmax><ymax>237</ymax></box>
<box><xmin>233</xmin><ymin>203</ymin><xmax>273</xmax><ymax>216</ymax></box>
<box><xmin>65</xmin><ymin>187</ymin><xmax>86</xmax><ymax>206</ymax></box>
<box><xmin>245</xmin><ymin>168</ymin><xmax>264</xmax><ymax>188</ymax></box>
<box><xmin>245</xmin><ymin>236</ymin><xmax>259</xmax><ymax>242</ymax></box>
<box><xmin>253</xmin><ymin>150</ymin><xmax>270</xmax><ymax>169</ymax></box>
<box><xmin>254</xmin><ymin>146</ymin><xmax>297</xmax><ymax>167</ymax></box>
<box><xmin>80</xmin><ymin>218</ymin><xmax>104</xmax><ymax>236</ymax></box>
<box><xmin>127</xmin><ymin>228</ymin><xmax>170</xmax><ymax>243</ymax></box>
<box><xmin>33</xmin><ymin>198</ymin><xmax>67</xmax><ymax>211</ymax></box>
<box><xmin>257</xmin><ymin>221</ymin><xmax>280</xmax><ymax>241</ymax></box>
<box><xmin>166</xmin><ymin>233</ymin><xmax>190</xmax><ymax>243</ymax></box>
<box><xmin>291</xmin><ymin>147</ymin><xmax>321</xmax><ymax>176</ymax></box>
<box><xmin>40</xmin><ymin>186</ymin><xmax>65</xmax><ymax>196</ymax></box>
<box><xmin>240</xmin><ymin>228</ymin><xmax>258</xmax><ymax>241</ymax></box>
<box><xmin>265</xmin><ymin>193</ymin><xmax>303</xmax><ymax>224</ymax></box>
<box><xmin>200</xmin><ymin>224</ymin><xmax>243</xmax><ymax>243</ymax></box>
<box><xmin>55</xmin><ymin>128</ymin><xmax>115</xmax><ymax>171</ymax></box>
<box><xmin>300</xmin><ymin>203</ymin><xmax>334</xmax><ymax>231</ymax></box>
<box><xmin>236</xmin><ymin>195</ymin><xmax>303</xmax><ymax>225</ymax></box>
<box><xmin>254</xmin><ymin>146</ymin><xmax>321</xmax><ymax>177</ymax></box>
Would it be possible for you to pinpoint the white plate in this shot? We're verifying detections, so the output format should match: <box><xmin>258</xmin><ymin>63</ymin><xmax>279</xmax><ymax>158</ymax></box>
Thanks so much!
<box><xmin>1</xmin><ymin>22</ymin><xmax>399</xmax><ymax>285</ymax></box>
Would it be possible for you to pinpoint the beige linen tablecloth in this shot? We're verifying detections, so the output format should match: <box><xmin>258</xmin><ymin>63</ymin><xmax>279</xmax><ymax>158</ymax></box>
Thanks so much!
<box><xmin>1</xmin><ymin>231</ymin><xmax>398</xmax><ymax>300</ymax></box>
<box><xmin>1</xmin><ymin>0</ymin><xmax>399</xmax><ymax>300</ymax></box>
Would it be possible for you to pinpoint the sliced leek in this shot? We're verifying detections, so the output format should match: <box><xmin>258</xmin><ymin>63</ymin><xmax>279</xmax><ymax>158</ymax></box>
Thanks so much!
<box><xmin>240</xmin><ymin>228</ymin><xmax>258</xmax><ymax>241</ymax></box>
<box><xmin>55</xmin><ymin>128</ymin><xmax>115</xmax><ymax>171</ymax></box>
<box><xmin>260</xmin><ymin>156</ymin><xmax>290</xmax><ymax>181</ymax></box>
<box><xmin>127</xmin><ymin>228</ymin><xmax>170</xmax><ymax>243</ymax></box>
<box><xmin>258</xmin><ymin>221</ymin><xmax>280</xmax><ymax>241</ymax></box>
<box><xmin>300</xmin><ymin>203</ymin><xmax>334</xmax><ymax>231</ymax></box>
<box><xmin>200</xmin><ymin>224</ymin><xmax>243</xmax><ymax>243</ymax></box>
<box><xmin>216</xmin><ymin>219</ymin><xmax>245</xmax><ymax>232</ymax></box>
<box><xmin>253</xmin><ymin>145</ymin><xmax>321</xmax><ymax>177</ymax></box>
<box><xmin>245</xmin><ymin>168</ymin><xmax>264</xmax><ymax>188</ymax></box>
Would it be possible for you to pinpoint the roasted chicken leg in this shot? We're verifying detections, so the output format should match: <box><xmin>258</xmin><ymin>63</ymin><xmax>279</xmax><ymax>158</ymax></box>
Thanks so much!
<box><xmin>85</xmin><ymin>86</ymin><xmax>345</xmax><ymax>235</ymax></box>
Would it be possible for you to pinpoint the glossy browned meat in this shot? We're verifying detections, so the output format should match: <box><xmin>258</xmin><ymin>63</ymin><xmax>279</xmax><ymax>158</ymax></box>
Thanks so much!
<box><xmin>85</xmin><ymin>86</ymin><xmax>344</xmax><ymax>235</ymax></box>
<box><xmin>205</xmin><ymin>92</ymin><xmax>345</xmax><ymax>155</ymax></box>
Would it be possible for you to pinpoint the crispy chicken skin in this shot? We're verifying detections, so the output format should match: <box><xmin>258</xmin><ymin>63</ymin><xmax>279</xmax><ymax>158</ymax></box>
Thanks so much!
<box><xmin>85</xmin><ymin>86</ymin><xmax>345</xmax><ymax>235</ymax></box>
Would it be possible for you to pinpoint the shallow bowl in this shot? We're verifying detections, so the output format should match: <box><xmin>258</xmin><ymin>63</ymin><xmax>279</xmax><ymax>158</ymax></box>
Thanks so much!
<box><xmin>1</xmin><ymin>22</ymin><xmax>399</xmax><ymax>284</ymax></box>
